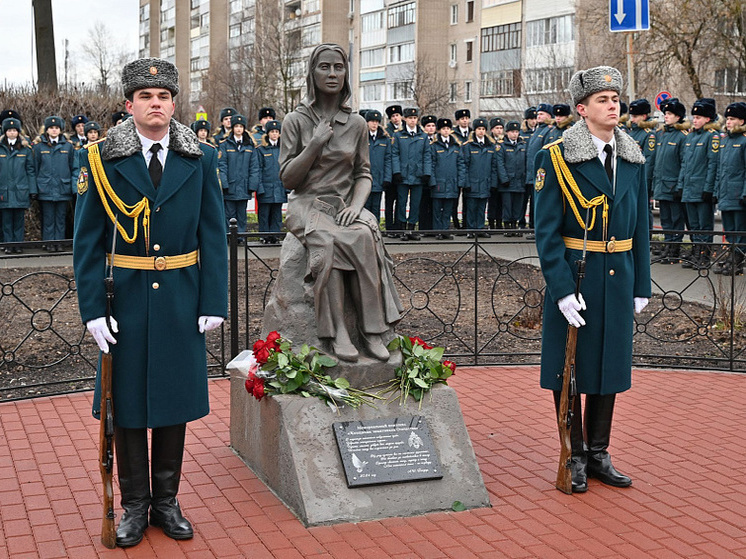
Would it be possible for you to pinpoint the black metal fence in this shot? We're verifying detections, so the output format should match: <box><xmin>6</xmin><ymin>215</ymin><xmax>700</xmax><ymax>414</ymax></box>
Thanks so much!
<box><xmin>1</xmin><ymin>230</ymin><xmax>745</xmax><ymax>401</ymax></box>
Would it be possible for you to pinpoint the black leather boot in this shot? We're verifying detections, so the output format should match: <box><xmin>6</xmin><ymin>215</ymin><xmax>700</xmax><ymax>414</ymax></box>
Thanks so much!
<box><xmin>115</xmin><ymin>427</ymin><xmax>151</xmax><ymax>547</ymax></box>
<box><xmin>149</xmin><ymin>423</ymin><xmax>194</xmax><ymax>540</ymax></box>
<box><xmin>585</xmin><ymin>394</ymin><xmax>632</xmax><ymax>487</ymax></box>
<box><xmin>554</xmin><ymin>391</ymin><xmax>587</xmax><ymax>493</ymax></box>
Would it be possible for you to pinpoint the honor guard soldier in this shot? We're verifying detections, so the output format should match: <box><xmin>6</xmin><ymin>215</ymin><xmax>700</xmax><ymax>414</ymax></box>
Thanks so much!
<box><xmin>714</xmin><ymin>102</ymin><xmax>746</xmax><ymax>275</ymax></box>
<box><xmin>462</xmin><ymin>117</ymin><xmax>503</xmax><ymax>237</ymax></box>
<box><xmin>32</xmin><ymin>115</ymin><xmax>75</xmax><ymax>251</ymax></box>
<box><xmin>73</xmin><ymin>56</ymin><xmax>227</xmax><ymax>547</ymax></box>
<box><xmin>364</xmin><ymin>110</ymin><xmax>392</xmax><ymax>228</ymax></box>
<box><xmin>649</xmin><ymin>97</ymin><xmax>689</xmax><ymax>263</ymax></box>
<box><xmin>252</xmin><ymin>107</ymin><xmax>276</xmax><ymax>143</ymax></box>
<box><xmin>190</xmin><ymin>119</ymin><xmax>215</xmax><ymax>146</ymax></box>
<box><xmin>626</xmin><ymin>99</ymin><xmax>657</xmax><ymax>233</ymax></box>
<box><xmin>429</xmin><ymin>118</ymin><xmax>465</xmax><ymax>239</ymax></box>
<box><xmin>544</xmin><ymin>104</ymin><xmax>574</xmax><ymax>145</ymax></box>
<box><xmin>498</xmin><ymin>121</ymin><xmax>527</xmax><ymax>236</ymax></box>
<box><xmin>524</xmin><ymin>103</ymin><xmax>554</xmax><ymax>236</ymax></box>
<box><xmin>256</xmin><ymin>120</ymin><xmax>286</xmax><ymax>244</ymax></box>
<box><xmin>213</xmin><ymin>107</ymin><xmax>237</xmax><ymax>144</ymax></box>
<box><xmin>69</xmin><ymin>114</ymin><xmax>89</xmax><ymax>148</ymax></box>
<box><xmin>218</xmin><ymin>114</ymin><xmax>260</xmax><ymax>238</ymax></box>
<box><xmin>384</xmin><ymin>104</ymin><xmax>404</xmax><ymax>235</ymax></box>
<box><xmin>418</xmin><ymin>114</ymin><xmax>437</xmax><ymax>233</ymax></box>
<box><xmin>391</xmin><ymin>107</ymin><xmax>432</xmax><ymax>240</ymax></box>
<box><xmin>520</xmin><ymin>106</ymin><xmax>538</xmax><ymax>142</ymax></box>
<box><xmin>534</xmin><ymin>65</ymin><xmax>651</xmax><ymax>493</ymax></box>
<box><xmin>0</xmin><ymin>117</ymin><xmax>37</xmax><ymax>252</ymax></box>
<box><xmin>679</xmin><ymin>98</ymin><xmax>719</xmax><ymax>269</ymax></box>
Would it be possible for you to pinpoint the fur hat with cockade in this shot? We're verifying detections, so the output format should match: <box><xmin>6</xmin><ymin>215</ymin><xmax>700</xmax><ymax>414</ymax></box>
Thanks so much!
<box><xmin>569</xmin><ymin>66</ymin><xmax>623</xmax><ymax>106</ymax></box>
<box><xmin>122</xmin><ymin>57</ymin><xmax>179</xmax><ymax>98</ymax></box>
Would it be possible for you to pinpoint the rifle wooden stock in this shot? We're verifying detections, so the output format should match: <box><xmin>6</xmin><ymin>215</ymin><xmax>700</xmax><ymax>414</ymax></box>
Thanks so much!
<box><xmin>99</xmin><ymin>351</ymin><xmax>116</xmax><ymax>548</ymax></box>
<box><xmin>555</xmin><ymin>324</ymin><xmax>577</xmax><ymax>495</ymax></box>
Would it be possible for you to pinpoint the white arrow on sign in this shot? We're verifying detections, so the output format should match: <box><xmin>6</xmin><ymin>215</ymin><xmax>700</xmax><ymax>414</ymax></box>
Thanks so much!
<box><xmin>614</xmin><ymin>0</ymin><xmax>625</xmax><ymax>24</ymax></box>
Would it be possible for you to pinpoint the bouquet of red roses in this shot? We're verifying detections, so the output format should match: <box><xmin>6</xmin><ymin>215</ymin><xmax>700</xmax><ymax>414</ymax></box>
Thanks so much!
<box><xmin>381</xmin><ymin>335</ymin><xmax>456</xmax><ymax>408</ymax></box>
<box><xmin>245</xmin><ymin>332</ymin><xmax>382</xmax><ymax>412</ymax></box>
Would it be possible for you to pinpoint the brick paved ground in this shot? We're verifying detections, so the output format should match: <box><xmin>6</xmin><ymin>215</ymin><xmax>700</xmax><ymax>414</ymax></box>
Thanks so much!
<box><xmin>1</xmin><ymin>366</ymin><xmax>745</xmax><ymax>558</ymax></box>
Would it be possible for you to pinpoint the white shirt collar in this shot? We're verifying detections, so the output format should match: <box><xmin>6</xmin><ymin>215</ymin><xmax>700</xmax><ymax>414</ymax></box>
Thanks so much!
<box><xmin>460</xmin><ymin>126</ymin><xmax>469</xmax><ymax>134</ymax></box>
<box><xmin>8</xmin><ymin>138</ymin><xmax>16</xmax><ymax>146</ymax></box>
<box><xmin>138</xmin><ymin>129</ymin><xmax>169</xmax><ymax>167</ymax></box>
<box><xmin>590</xmin><ymin>133</ymin><xmax>615</xmax><ymax>163</ymax></box>
<box><xmin>406</xmin><ymin>126</ymin><xmax>418</xmax><ymax>134</ymax></box>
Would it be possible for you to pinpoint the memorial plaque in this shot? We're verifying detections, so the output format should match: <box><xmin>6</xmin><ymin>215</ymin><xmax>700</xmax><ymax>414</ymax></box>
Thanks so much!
<box><xmin>333</xmin><ymin>416</ymin><xmax>443</xmax><ymax>487</ymax></box>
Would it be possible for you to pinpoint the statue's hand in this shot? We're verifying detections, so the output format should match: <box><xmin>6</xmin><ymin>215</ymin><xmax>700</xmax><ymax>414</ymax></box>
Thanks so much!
<box><xmin>311</xmin><ymin>120</ymin><xmax>334</xmax><ymax>147</ymax></box>
<box><xmin>336</xmin><ymin>206</ymin><xmax>361</xmax><ymax>227</ymax></box>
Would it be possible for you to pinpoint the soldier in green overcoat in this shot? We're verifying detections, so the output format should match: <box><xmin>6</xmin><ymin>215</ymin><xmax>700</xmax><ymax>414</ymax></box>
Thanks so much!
<box><xmin>534</xmin><ymin>66</ymin><xmax>651</xmax><ymax>494</ymax></box>
<box><xmin>73</xmin><ymin>58</ymin><xmax>227</xmax><ymax>547</ymax></box>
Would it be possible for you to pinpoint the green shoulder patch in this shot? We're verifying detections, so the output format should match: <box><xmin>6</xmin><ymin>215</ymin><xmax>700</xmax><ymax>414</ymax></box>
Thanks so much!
<box><xmin>77</xmin><ymin>166</ymin><xmax>89</xmax><ymax>195</ymax></box>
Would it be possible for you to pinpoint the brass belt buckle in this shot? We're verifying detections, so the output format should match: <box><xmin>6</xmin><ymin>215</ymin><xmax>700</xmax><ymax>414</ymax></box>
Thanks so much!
<box><xmin>606</xmin><ymin>236</ymin><xmax>616</xmax><ymax>253</ymax></box>
<box><xmin>154</xmin><ymin>256</ymin><xmax>167</xmax><ymax>271</ymax></box>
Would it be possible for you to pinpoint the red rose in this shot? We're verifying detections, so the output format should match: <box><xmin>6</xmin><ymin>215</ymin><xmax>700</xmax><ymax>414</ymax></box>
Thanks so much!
<box><xmin>266</xmin><ymin>331</ymin><xmax>281</xmax><ymax>344</ymax></box>
<box><xmin>253</xmin><ymin>378</ymin><xmax>265</xmax><ymax>400</ymax></box>
<box><xmin>443</xmin><ymin>360</ymin><xmax>456</xmax><ymax>374</ymax></box>
<box><xmin>245</xmin><ymin>376</ymin><xmax>255</xmax><ymax>393</ymax></box>
<box><xmin>255</xmin><ymin>347</ymin><xmax>270</xmax><ymax>365</ymax></box>
<box><xmin>253</xmin><ymin>339</ymin><xmax>266</xmax><ymax>354</ymax></box>
<box><xmin>410</xmin><ymin>336</ymin><xmax>424</xmax><ymax>346</ymax></box>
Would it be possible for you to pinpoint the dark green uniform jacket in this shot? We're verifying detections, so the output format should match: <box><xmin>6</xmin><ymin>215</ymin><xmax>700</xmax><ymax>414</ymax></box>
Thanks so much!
<box><xmin>461</xmin><ymin>133</ymin><xmax>502</xmax><ymax>199</ymax></box>
<box><xmin>715</xmin><ymin>125</ymin><xmax>746</xmax><ymax>211</ymax></box>
<box><xmin>526</xmin><ymin>122</ymin><xmax>551</xmax><ymax>185</ymax></box>
<box><xmin>650</xmin><ymin>121</ymin><xmax>689</xmax><ymax>201</ymax></box>
<box><xmin>534</xmin><ymin>120</ymin><xmax>651</xmax><ymax>394</ymax></box>
<box><xmin>679</xmin><ymin>122</ymin><xmax>720</xmax><ymax>202</ymax></box>
<box><xmin>543</xmin><ymin>117</ymin><xmax>574</xmax><ymax>146</ymax></box>
<box><xmin>429</xmin><ymin>134</ymin><xmax>465</xmax><ymax>199</ymax></box>
<box><xmin>0</xmin><ymin>136</ymin><xmax>37</xmax><ymax>209</ymax></box>
<box><xmin>497</xmin><ymin>137</ymin><xmax>527</xmax><ymax>193</ymax></box>
<box><xmin>32</xmin><ymin>133</ymin><xmax>75</xmax><ymax>201</ymax></box>
<box><xmin>626</xmin><ymin>119</ymin><xmax>657</xmax><ymax>193</ymax></box>
<box><xmin>73</xmin><ymin>118</ymin><xmax>228</xmax><ymax>429</ymax></box>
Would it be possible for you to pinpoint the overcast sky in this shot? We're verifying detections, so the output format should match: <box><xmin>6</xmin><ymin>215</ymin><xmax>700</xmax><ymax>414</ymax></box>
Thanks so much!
<box><xmin>0</xmin><ymin>1</ymin><xmax>139</xmax><ymax>87</ymax></box>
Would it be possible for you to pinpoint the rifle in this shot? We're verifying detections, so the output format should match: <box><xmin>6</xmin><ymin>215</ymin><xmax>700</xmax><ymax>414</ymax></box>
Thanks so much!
<box><xmin>99</xmin><ymin>221</ymin><xmax>117</xmax><ymax>548</ymax></box>
<box><xmin>555</xmin><ymin>208</ymin><xmax>589</xmax><ymax>495</ymax></box>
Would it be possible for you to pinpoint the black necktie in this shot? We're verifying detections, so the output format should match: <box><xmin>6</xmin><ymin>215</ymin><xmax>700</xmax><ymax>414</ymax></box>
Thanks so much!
<box><xmin>149</xmin><ymin>143</ymin><xmax>163</xmax><ymax>189</ymax></box>
<box><xmin>410</xmin><ymin>131</ymin><xmax>415</xmax><ymax>136</ymax></box>
<box><xmin>603</xmin><ymin>144</ymin><xmax>613</xmax><ymax>183</ymax></box>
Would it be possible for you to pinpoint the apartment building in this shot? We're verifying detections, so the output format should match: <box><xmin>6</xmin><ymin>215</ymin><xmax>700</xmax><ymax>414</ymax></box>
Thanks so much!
<box><xmin>138</xmin><ymin>0</ymin><xmax>577</xmax><ymax>121</ymax></box>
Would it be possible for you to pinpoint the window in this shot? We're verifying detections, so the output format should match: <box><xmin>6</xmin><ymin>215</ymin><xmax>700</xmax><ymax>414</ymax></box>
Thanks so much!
<box><xmin>450</xmin><ymin>4</ymin><xmax>458</xmax><ymax>25</ymax></box>
<box><xmin>302</xmin><ymin>23</ymin><xmax>321</xmax><ymax>47</ymax></box>
<box><xmin>465</xmin><ymin>81</ymin><xmax>472</xmax><ymax>102</ymax></box>
<box><xmin>200</xmin><ymin>12</ymin><xmax>209</xmax><ymax>30</ymax></box>
<box><xmin>715</xmin><ymin>68</ymin><xmax>746</xmax><ymax>94</ymax></box>
<box><xmin>526</xmin><ymin>15</ymin><xmax>574</xmax><ymax>47</ymax></box>
<box><xmin>229</xmin><ymin>23</ymin><xmax>241</xmax><ymax>38</ymax></box>
<box><xmin>139</xmin><ymin>5</ymin><xmax>149</xmax><ymax>22</ymax></box>
<box><xmin>304</xmin><ymin>0</ymin><xmax>320</xmax><ymax>13</ymax></box>
<box><xmin>524</xmin><ymin>67</ymin><xmax>573</xmax><ymax>94</ymax></box>
<box><xmin>466</xmin><ymin>1</ymin><xmax>474</xmax><ymax>23</ymax></box>
<box><xmin>389</xmin><ymin>81</ymin><xmax>413</xmax><ymax>100</ymax></box>
<box><xmin>191</xmin><ymin>0</ymin><xmax>201</xmax><ymax>8</ymax></box>
<box><xmin>481</xmin><ymin>70</ymin><xmax>516</xmax><ymax>97</ymax></box>
<box><xmin>230</xmin><ymin>0</ymin><xmax>242</xmax><ymax>13</ymax></box>
<box><xmin>389</xmin><ymin>42</ymin><xmax>414</xmax><ymax>63</ymax></box>
<box><xmin>465</xmin><ymin>40</ymin><xmax>473</xmax><ymax>63</ymax></box>
<box><xmin>450</xmin><ymin>44</ymin><xmax>457</xmax><ymax>64</ymax></box>
<box><xmin>361</xmin><ymin>83</ymin><xmax>384</xmax><ymax>101</ymax></box>
<box><xmin>361</xmin><ymin>47</ymin><xmax>385</xmax><ymax>67</ymax></box>
<box><xmin>362</xmin><ymin>11</ymin><xmax>385</xmax><ymax>32</ymax></box>
<box><xmin>449</xmin><ymin>82</ymin><xmax>458</xmax><ymax>103</ymax></box>
<box><xmin>481</xmin><ymin>23</ymin><xmax>521</xmax><ymax>52</ymax></box>
<box><xmin>191</xmin><ymin>57</ymin><xmax>200</xmax><ymax>72</ymax></box>
<box><xmin>388</xmin><ymin>2</ymin><xmax>415</xmax><ymax>28</ymax></box>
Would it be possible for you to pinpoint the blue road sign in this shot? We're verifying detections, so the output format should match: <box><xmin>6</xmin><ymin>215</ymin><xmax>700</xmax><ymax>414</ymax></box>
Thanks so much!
<box><xmin>655</xmin><ymin>91</ymin><xmax>672</xmax><ymax>111</ymax></box>
<box><xmin>609</xmin><ymin>0</ymin><xmax>650</xmax><ymax>32</ymax></box>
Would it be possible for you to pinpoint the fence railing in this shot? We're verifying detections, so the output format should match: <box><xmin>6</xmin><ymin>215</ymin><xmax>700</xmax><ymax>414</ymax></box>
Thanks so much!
<box><xmin>1</xmin><ymin>228</ymin><xmax>744</xmax><ymax>401</ymax></box>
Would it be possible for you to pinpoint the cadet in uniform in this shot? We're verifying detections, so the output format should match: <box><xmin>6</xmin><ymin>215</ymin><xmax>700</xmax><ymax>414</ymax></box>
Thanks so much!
<box><xmin>0</xmin><ymin>117</ymin><xmax>36</xmax><ymax>252</ymax></box>
<box><xmin>487</xmin><ymin>117</ymin><xmax>505</xmax><ymax>229</ymax></box>
<box><xmin>626</xmin><ymin>99</ymin><xmax>657</xmax><ymax>235</ymax></box>
<box><xmin>392</xmin><ymin>107</ymin><xmax>432</xmax><ymax>240</ymax></box>
<box><xmin>364</xmin><ymin>110</ymin><xmax>392</xmax><ymax>227</ymax></box>
<box><xmin>520</xmin><ymin>106</ymin><xmax>538</xmax><ymax>142</ymax></box>
<box><xmin>384</xmin><ymin>104</ymin><xmax>404</xmax><ymax>235</ymax></box>
<box><xmin>32</xmin><ymin>115</ymin><xmax>75</xmax><ymax>251</ymax></box>
<box><xmin>462</xmin><ymin>117</ymin><xmax>502</xmax><ymax>237</ymax></box>
<box><xmin>490</xmin><ymin>117</ymin><xmax>505</xmax><ymax>143</ymax></box>
<box><xmin>524</xmin><ymin>103</ymin><xmax>554</xmax><ymax>237</ymax></box>
<box><xmin>218</xmin><ymin>114</ymin><xmax>260</xmax><ymax>238</ymax></box>
<box><xmin>256</xmin><ymin>120</ymin><xmax>286</xmax><ymax>244</ymax></box>
<box><xmin>429</xmin><ymin>118</ymin><xmax>465</xmax><ymax>239</ymax></box>
<box><xmin>544</xmin><ymin>103</ymin><xmax>574</xmax><ymax>145</ymax></box>
<box><xmin>252</xmin><ymin>107</ymin><xmax>276</xmax><ymax>144</ymax></box>
<box><xmin>498</xmin><ymin>121</ymin><xmax>527</xmax><ymax>236</ymax></box>
<box><xmin>69</xmin><ymin>114</ymin><xmax>89</xmax><ymax>148</ymax></box>
<box><xmin>213</xmin><ymin>107</ymin><xmax>237</xmax><ymax>144</ymax></box>
<box><xmin>714</xmin><ymin>102</ymin><xmax>746</xmax><ymax>275</ymax></box>
<box><xmin>111</xmin><ymin>111</ymin><xmax>127</xmax><ymax>127</ymax></box>
<box><xmin>451</xmin><ymin>108</ymin><xmax>472</xmax><ymax>230</ymax></box>
<box><xmin>679</xmin><ymin>99</ymin><xmax>719</xmax><ymax>269</ymax></box>
<box><xmin>534</xmin><ymin>66</ymin><xmax>650</xmax><ymax>493</ymax></box>
<box><xmin>190</xmin><ymin>119</ymin><xmax>216</xmax><ymax>146</ymax></box>
<box><xmin>649</xmin><ymin>97</ymin><xmax>689</xmax><ymax>263</ymax></box>
<box><xmin>419</xmin><ymin>114</ymin><xmax>437</xmax><ymax>234</ymax></box>
<box><xmin>73</xmin><ymin>57</ymin><xmax>227</xmax><ymax>547</ymax></box>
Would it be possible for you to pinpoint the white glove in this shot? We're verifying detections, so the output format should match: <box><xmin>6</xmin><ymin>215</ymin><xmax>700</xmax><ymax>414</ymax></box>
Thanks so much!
<box><xmin>86</xmin><ymin>316</ymin><xmax>118</xmax><ymax>353</ymax></box>
<box><xmin>198</xmin><ymin>316</ymin><xmax>224</xmax><ymax>333</ymax></box>
<box><xmin>634</xmin><ymin>297</ymin><xmax>649</xmax><ymax>314</ymax></box>
<box><xmin>558</xmin><ymin>293</ymin><xmax>586</xmax><ymax>328</ymax></box>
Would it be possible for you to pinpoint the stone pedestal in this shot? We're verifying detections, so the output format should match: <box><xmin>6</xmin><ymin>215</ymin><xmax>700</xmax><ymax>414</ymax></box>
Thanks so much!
<box><xmin>228</xmin><ymin>350</ymin><xmax>491</xmax><ymax>526</ymax></box>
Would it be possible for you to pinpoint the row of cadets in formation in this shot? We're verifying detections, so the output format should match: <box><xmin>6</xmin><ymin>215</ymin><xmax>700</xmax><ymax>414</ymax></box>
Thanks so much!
<box><xmin>210</xmin><ymin>108</ymin><xmax>285</xmax><ymax>245</ymax></box>
<box><xmin>624</xmin><ymin>96</ymin><xmax>746</xmax><ymax>275</ymax></box>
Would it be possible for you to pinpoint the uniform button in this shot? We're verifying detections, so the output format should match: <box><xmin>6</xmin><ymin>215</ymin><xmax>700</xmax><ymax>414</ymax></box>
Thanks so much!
<box><xmin>609</xmin><ymin>269</ymin><xmax>615</xmax><ymax>276</ymax></box>
<box><xmin>156</xmin><ymin>207</ymin><xmax>161</xmax><ymax>212</ymax></box>
<box><xmin>152</xmin><ymin>282</ymin><xmax>160</xmax><ymax>289</ymax></box>
<box><xmin>153</xmin><ymin>244</ymin><xmax>160</xmax><ymax>251</ymax></box>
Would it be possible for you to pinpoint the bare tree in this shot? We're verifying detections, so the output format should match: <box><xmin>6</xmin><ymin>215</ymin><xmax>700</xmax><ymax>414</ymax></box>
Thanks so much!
<box><xmin>33</xmin><ymin>0</ymin><xmax>58</xmax><ymax>92</ymax></box>
<box><xmin>80</xmin><ymin>21</ymin><xmax>132</xmax><ymax>94</ymax></box>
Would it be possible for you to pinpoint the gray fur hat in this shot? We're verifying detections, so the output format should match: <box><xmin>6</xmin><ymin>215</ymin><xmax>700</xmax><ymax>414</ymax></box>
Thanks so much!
<box><xmin>122</xmin><ymin>57</ymin><xmax>179</xmax><ymax>98</ymax></box>
<box><xmin>569</xmin><ymin>66</ymin><xmax>623</xmax><ymax>106</ymax></box>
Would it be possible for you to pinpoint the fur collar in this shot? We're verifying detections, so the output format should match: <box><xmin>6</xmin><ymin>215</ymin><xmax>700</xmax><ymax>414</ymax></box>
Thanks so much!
<box><xmin>432</xmin><ymin>132</ymin><xmax>462</xmax><ymax>146</ymax></box>
<box><xmin>465</xmin><ymin>131</ymin><xmax>493</xmax><ymax>145</ymax></box>
<box><xmin>658</xmin><ymin>120</ymin><xmax>691</xmax><ymax>133</ymax></box>
<box><xmin>101</xmin><ymin>118</ymin><xmax>203</xmax><ymax>161</ymax></box>
<box><xmin>704</xmin><ymin>120</ymin><xmax>722</xmax><ymax>132</ymax></box>
<box><xmin>0</xmin><ymin>135</ymin><xmax>30</xmax><ymax>149</ymax></box>
<box><xmin>728</xmin><ymin>124</ymin><xmax>746</xmax><ymax>136</ymax></box>
<box><xmin>260</xmin><ymin>136</ymin><xmax>281</xmax><ymax>148</ymax></box>
<box><xmin>368</xmin><ymin>128</ymin><xmax>388</xmax><ymax>142</ymax></box>
<box><xmin>556</xmin><ymin>116</ymin><xmax>574</xmax><ymax>130</ymax></box>
<box><xmin>633</xmin><ymin>118</ymin><xmax>657</xmax><ymax>130</ymax></box>
<box><xmin>561</xmin><ymin>118</ymin><xmax>646</xmax><ymax>165</ymax></box>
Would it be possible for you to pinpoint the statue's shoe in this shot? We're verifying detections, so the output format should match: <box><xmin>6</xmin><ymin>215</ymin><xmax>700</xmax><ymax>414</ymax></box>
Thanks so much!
<box><xmin>333</xmin><ymin>340</ymin><xmax>359</xmax><ymax>362</ymax></box>
<box><xmin>362</xmin><ymin>333</ymin><xmax>390</xmax><ymax>361</ymax></box>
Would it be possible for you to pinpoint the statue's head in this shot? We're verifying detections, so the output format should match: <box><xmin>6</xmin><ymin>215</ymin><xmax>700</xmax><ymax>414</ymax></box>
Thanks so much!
<box><xmin>305</xmin><ymin>43</ymin><xmax>352</xmax><ymax>111</ymax></box>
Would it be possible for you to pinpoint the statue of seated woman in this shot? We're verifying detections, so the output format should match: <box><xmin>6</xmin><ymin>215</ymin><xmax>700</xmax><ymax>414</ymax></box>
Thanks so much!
<box><xmin>277</xmin><ymin>43</ymin><xmax>403</xmax><ymax>362</ymax></box>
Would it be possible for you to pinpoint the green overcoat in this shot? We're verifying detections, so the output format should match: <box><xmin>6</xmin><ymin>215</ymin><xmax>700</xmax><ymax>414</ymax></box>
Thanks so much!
<box><xmin>534</xmin><ymin>120</ymin><xmax>651</xmax><ymax>395</ymax></box>
<box><xmin>73</xmin><ymin>118</ymin><xmax>227</xmax><ymax>428</ymax></box>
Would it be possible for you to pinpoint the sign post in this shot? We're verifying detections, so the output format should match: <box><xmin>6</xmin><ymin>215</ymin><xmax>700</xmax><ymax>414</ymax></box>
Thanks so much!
<box><xmin>609</xmin><ymin>0</ymin><xmax>650</xmax><ymax>102</ymax></box>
